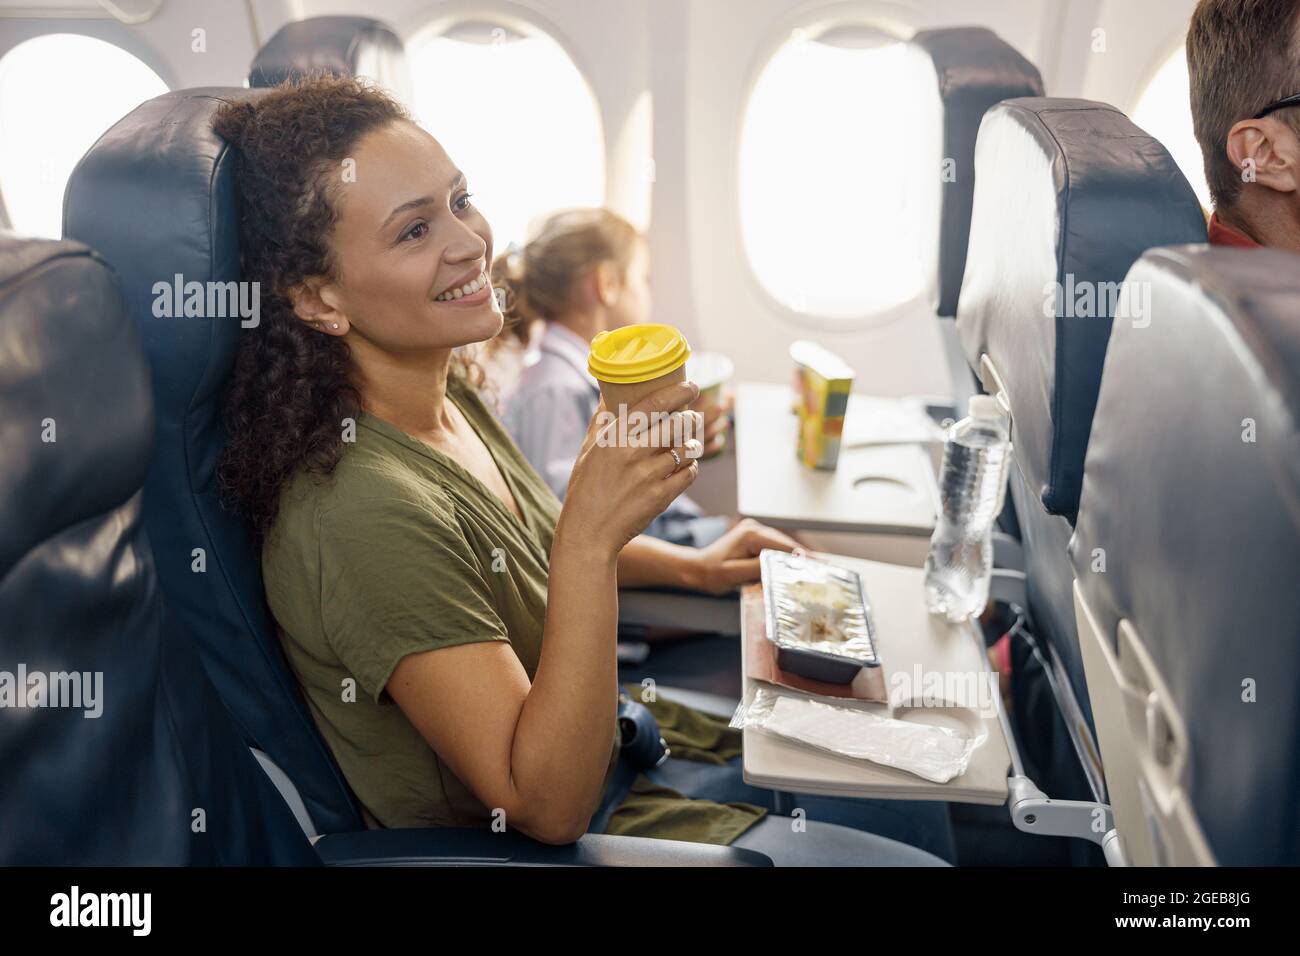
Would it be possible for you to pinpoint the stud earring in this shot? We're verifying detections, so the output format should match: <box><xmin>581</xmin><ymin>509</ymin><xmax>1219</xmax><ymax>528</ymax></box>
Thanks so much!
<box><xmin>331</xmin><ymin>322</ymin><xmax>340</xmax><ymax>330</ymax></box>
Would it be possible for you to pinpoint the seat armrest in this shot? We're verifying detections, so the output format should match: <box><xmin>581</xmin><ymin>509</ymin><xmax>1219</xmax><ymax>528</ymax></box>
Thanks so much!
<box><xmin>989</xmin><ymin>568</ymin><xmax>1028</xmax><ymax>609</ymax></box>
<box><xmin>656</xmin><ymin>686</ymin><xmax>739</xmax><ymax>719</ymax></box>
<box><xmin>313</xmin><ymin>828</ymin><xmax>772</xmax><ymax>867</ymax></box>
<box><xmin>992</xmin><ymin>531</ymin><xmax>1024</xmax><ymax>571</ymax></box>
<box><xmin>618</xmin><ymin>588</ymin><xmax>741</xmax><ymax>636</ymax></box>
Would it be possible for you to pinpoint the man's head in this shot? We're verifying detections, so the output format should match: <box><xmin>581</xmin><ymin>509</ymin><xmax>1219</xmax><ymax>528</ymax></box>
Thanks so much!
<box><xmin>1188</xmin><ymin>0</ymin><xmax>1300</xmax><ymax>220</ymax></box>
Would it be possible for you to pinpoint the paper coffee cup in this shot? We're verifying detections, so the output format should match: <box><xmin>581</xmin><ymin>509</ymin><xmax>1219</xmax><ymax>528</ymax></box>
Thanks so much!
<box><xmin>685</xmin><ymin>351</ymin><xmax>734</xmax><ymax>457</ymax></box>
<box><xmin>588</xmin><ymin>323</ymin><xmax>692</xmax><ymax>410</ymax></box>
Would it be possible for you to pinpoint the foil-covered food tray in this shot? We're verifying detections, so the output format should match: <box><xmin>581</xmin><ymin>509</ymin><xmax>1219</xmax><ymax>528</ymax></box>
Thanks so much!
<box><xmin>759</xmin><ymin>549</ymin><xmax>879</xmax><ymax>684</ymax></box>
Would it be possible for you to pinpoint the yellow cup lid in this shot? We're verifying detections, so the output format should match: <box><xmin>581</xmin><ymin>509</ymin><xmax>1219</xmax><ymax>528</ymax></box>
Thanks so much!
<box><xmin>587</xmin><ymin>323</ymin><xmax>691</xmax><ymax>384</ymax></box>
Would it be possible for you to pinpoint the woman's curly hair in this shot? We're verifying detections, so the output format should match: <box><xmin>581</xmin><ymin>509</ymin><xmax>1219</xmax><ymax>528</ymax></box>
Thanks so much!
<box><xmin>213</xmin><ymin>76</ymin><xmax>480</xmax><ymax>544</ymax></box>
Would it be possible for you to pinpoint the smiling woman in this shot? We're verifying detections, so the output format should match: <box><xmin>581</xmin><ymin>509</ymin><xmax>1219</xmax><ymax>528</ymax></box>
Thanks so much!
<box><xmin>208</xmin><ymin>75</ymin><xmax>949</xmax><ymax>863</ymax></box>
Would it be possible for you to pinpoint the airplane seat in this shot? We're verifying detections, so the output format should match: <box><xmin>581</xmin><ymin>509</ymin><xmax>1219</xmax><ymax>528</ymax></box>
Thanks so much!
<box><xmin>1070</xmin><ymin>246</ymin><xmax>1300</xmax><ymax>866</ymax></box>
<box><xmin>904</xmin><ymin>26</ymin><xmax>1044</xmax><ymax>414</ymax></box>
<box><xmin>956</xmin><ymin>98</ymin><xmax>1207</xmax><ymax>809</ymax></box>
<box><xmin>248</xmin><ymin>15</ymin><xmax>412</xmax><ymax>104</ymax></box>
<box><xmin>64</xmin><ymin>86</ymin><xmax>367</xmax><ymax>836</ymax></box>
<box><xmin>60</xmin><ymin>88</ymin><xmax>764</xmax><ymax>865</ymax></box>
<box><xmin>0</xmin><ymin>231</ymin><xmax>318</xmax><ymax>865</ymax></box>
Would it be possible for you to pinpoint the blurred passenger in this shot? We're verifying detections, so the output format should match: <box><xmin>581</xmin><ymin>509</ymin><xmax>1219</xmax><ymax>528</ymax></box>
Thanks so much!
<box><xmin>1189</xmin><ymin>0</ymin><xmax>1300</xmax><ymax>250</ymax></box>
<box><xmin>493</xmin><ymin>209</ymin><xmax>733</xmax><ymax>548</ymax></box>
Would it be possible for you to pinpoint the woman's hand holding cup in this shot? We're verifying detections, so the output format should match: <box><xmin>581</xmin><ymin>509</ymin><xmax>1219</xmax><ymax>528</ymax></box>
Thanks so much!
<box><xmin>560</xmin><ymin>382</ymin><xmax>704</xmax><ymax>556</ymax></box>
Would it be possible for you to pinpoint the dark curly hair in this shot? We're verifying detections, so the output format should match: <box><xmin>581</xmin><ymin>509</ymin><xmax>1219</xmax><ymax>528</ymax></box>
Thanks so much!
<box><xmin>214</xmin><ymin>76</ymin><xmax>481</xmax><ymax>544</ymax></box>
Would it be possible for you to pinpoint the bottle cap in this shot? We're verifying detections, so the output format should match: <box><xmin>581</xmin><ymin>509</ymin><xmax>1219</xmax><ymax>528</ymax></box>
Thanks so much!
<box><xmin>969</xmin><ymin>394</ymin><xmax>1001</xmax><ymax>420</ymax></box>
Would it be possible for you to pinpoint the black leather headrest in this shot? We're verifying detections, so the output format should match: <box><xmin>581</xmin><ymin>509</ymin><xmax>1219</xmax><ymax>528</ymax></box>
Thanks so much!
<box><xmin>62</xmin><ymin>88</ymin><xmax>362</xmax><ymax>835</ymax></box>
<box><xmin>957</xmin><ymin>98</ymin><xmax>1207</xmax><ymax>523</ymax></box>
<box><xmin>249</xmin><ymin>15</ymin><xmax>410</xmax><ymax>102</ymax></box>
<box><xmin>0</xmin><ymin>235</ymin><xmax>151</xmax><ymax>576</ymax></box>
<box><xmin>906</xmin><ymin>27</ymin><xmax>1044</xmax><ymax>318</ymax></box>
<box><xmin>1070</xmin><ymin>246</ymin><xmax>1300</xmax><ymax>865</ymax></box>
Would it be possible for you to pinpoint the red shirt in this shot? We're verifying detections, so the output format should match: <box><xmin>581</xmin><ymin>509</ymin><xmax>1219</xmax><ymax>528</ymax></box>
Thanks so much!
<box><xmin>1207</xmin><ymin>212</ymin><xmax>1262</xmax><ymax>248</ymax></box>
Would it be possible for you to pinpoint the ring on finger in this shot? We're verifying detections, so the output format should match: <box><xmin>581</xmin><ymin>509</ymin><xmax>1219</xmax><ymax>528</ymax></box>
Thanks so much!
<box><xmin>664</xmin><ymin>448</ymin><xmax>685</xmax><ymax>479</ymax></box>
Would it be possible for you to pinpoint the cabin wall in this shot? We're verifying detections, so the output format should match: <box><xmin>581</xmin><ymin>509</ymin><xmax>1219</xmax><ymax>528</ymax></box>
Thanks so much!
<box><xmin>0</xmin><ymin>1</ymin><xmax>259</xmax><ymax>89</ymax></box>
<box><xmin>291</xmin><ymin>0</ymin><xmax>1204</xmax><ymax>396</ymax></box>
<box><xmin>1</xmin><ymin>0</ymin><xmax>1204</xmax><ymax>395</ymax></box>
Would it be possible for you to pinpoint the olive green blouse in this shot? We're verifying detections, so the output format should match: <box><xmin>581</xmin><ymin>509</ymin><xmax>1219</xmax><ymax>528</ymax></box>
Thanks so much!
<box><xmin>262</xmin><ymin>374</ymin><xmax>763</xmax><ymax>844</ymax></box>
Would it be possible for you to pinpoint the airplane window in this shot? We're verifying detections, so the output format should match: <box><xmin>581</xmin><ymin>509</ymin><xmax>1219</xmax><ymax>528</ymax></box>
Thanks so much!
<box><xmin>1132</xmin><ymin>46</ymin><xmax>1213</xmax><ymax>210</ymax></box>
<box><xmin>0</xmin><ymin>33</ymin><xmax>168</xmax><ymax>238</ymax></box>
<box><xmin>740</xmin><ymin>27</ymin><xmax>924</xmax><ymax>320</ymax></box>
<box><xmin>409</xmin><ymin>20</ymin><xmax>605</xmax><ymax>249</ymax></box>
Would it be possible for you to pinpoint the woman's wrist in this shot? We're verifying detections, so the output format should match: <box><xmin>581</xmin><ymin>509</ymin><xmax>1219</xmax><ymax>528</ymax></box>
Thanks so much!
<box><xmin>658</xmin><ymin>541</ymin><xmax>706</xmax><ymax>591</ymax></box>
<box><xmin>552</xmin><ymin>515</ymin><xmax>621</xmax><ymax>569</ymax></box>
<box><xmin>608</xmin><ymin>534</ymin><xmax>705</xmax><ymax>591</ymax></box>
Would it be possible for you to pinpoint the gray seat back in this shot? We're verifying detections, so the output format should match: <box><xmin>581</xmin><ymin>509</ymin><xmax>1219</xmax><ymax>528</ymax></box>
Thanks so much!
<box><xmin>956</xmin><ymin>98</ymin><xmax>1207</xmax><ymax>793</ymax></box>
<box><xmin>905</xmin><ymin>27</ymin><xmax>1044</xmax><ymax>319</ymax></box>
<box><xmin>249</xmin><ymin>15</ymin><xmax>411</xmax><ymax>103</ymax></box>
<box><xmin>1070</xmin><ymin>246</ymin><xmax>1300</xmax><ymax>866</ymax></box>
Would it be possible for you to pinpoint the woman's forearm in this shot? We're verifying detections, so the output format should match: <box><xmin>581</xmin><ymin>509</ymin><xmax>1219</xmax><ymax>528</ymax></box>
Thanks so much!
<box><xmin>500</xmin><ymin>382</ymin><xmax>704</xmax><ymax>841</ymax></box>
<box><xmin>616</xmin><ymin>533</ymin><xmax>698</xmax><ymax>590</ymax></box>
<box><xmin>509</xmin><ymin>525</ymin><xmax>621</xmax><ymax>841</ymax></box>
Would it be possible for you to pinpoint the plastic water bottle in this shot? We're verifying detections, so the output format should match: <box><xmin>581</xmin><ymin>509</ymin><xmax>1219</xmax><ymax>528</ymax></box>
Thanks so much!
<box><xmin>924</xmin><ymin>395</ymin><xmax>1010</xmax><ymax>622</ymax></box>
